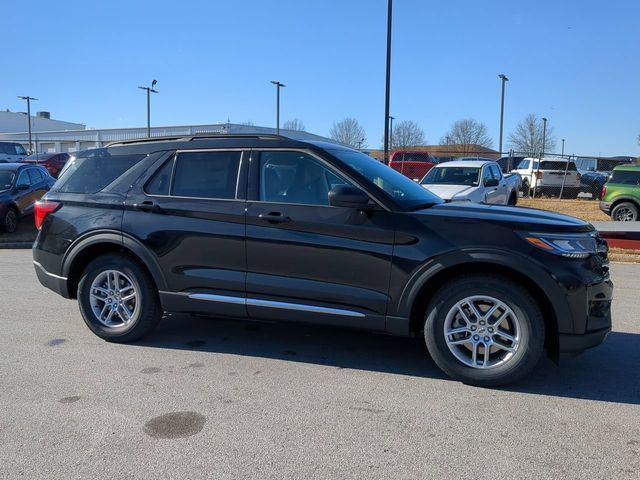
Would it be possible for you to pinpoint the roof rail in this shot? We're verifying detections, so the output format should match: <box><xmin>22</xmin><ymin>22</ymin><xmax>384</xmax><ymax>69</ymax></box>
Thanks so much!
<box><xmin>106</xmin><ymin>133</ymin><xmax>290</xmax><ymax>147</ymax></box>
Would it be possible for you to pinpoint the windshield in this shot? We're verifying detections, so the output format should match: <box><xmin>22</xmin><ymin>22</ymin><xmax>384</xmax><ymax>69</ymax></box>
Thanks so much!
<box><xmin>421</xmin><ymin>166</ymin><xmax>480</xmax><ymax>186</ymax></box>
<box><xmin>0</xmin><ymin>172</ymin><xmax>15</xmax><ymax>191</ymax></box>
<box><xmin>327</xmin><ymin>148</ymin><xmax>442</xmax><ymax>210</ymax></box>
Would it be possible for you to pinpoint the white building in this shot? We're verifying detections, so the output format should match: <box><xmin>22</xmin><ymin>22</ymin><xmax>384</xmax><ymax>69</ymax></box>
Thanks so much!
<box><xmin>0</xmin><ymin>119</ymin><xmax>334</xmax><ymax>154</ymax></box>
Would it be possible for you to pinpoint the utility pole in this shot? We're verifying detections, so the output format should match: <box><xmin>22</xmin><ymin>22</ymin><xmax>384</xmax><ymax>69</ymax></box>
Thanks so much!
<box><xmin>389</xmin><ymin>115</ymin><xmax>395</xmax><ymax>151</ymax></box>
<box><xmin>383</xmin><ymin>0</ymin><xmax>393</xmax><ymax>164</ymax></box>
<box><xmin>270</xmin><ymin>81</ymin><xmax>286</xmax><ymax>135</ymax></box>
<box><xmin>138</xmin><ymin>80</ymin><xmax>158</xmax><ymax>138</ymax></box>
<box><xmin>498</xmin><ymin>74</ymin><xmax>508</xmax><ymax>154</ymax></box>
<box><xmin>561</xmin><ymin>138</ymin><xmax>565</xmax><ymax>157</ymax></box>
<box><xmin>17</xmin><ymin>96</ymin><xmax>37</xmax><ymax>154</ymax></box>
<box><xmin>533</xmin><ymin>117</ymin><xmax>548</xmax><ymax>198</ymax></box>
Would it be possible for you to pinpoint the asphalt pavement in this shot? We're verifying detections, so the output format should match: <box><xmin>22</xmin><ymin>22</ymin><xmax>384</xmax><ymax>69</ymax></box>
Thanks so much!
<box><xmin>1</xmin><ymin>249</ymin><xmax>638</xmax><ymax>479</ymax></box>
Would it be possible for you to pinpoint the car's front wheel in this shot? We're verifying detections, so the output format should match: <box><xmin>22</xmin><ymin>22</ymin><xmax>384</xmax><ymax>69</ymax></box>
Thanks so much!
<box><xmin>423</xmin><ymin>275</ymin><xmax>545</xmax><ymax>387</ymax></box>
<box><xmin>77</xmin><ymin>253</ymin><xmax>162</xmax><ymax>342</ymax></box>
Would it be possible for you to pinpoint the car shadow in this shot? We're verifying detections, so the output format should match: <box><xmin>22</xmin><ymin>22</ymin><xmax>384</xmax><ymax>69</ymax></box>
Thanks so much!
<box><xmin>136</xmin><ymin>314</ymin><xmax>640</xmax><ymax>405</ymax></box>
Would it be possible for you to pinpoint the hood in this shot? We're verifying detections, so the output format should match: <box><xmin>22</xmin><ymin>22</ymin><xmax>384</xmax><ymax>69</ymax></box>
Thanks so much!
<box><xmin>421</xmin><ymin>184</ymin><xmax>477</xmax><ymax>200</ymax></box>
<box><xmin>412</xmin><ymin>202</ymin><xmax>593</xmax><ymax>233</ymax></box>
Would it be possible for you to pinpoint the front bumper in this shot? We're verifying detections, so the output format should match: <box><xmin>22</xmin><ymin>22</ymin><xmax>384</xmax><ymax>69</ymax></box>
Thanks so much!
<box><xmin>599</xmin><ymin>201</ymin><xmax>612</xmax><ymax>215</ymax></box>
<box><xmin>558</xmin><ymin>327</ymin><xmax>611</xmax><ymax>353</ymax></box>
<box><xmin>33</xmin><ymin>260</ymin><xmax>70</xmax><ymax>298</ymax></box>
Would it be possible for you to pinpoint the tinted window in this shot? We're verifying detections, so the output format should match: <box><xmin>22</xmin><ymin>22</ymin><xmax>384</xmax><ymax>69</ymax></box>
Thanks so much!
<box><xmin>610</xmin><ymin>170</ymin><xmax>640</xmax><ymax>185</ymax></box>
<box><xmin>540</xmin><ymin>161</ymin><xmax>577</xmax><ymax>171</ymax></box>
<box><xmin>260</xmin><ymin>151</ymin><xmax>350</xmax><ymax>205</ymax></box>
<box><xmin>517</xmin><ymin>159</ymin><xmax>530</xmax><ymax>169</ymax></box>
<box><xmin>17</xmin><ymin>170</ymin><xmax>30</xmax><ymax>186</ymax></box>
<box><xmin>28</xmin><ymin>168</ymin><xmax>44</xmax><ymax>184</ymax></box>
<box><xmin>55</xmin><ymin>149</ymin><xmax>147</xmax><ymax>194</ymax></box>
<box><xmin>172</xmin><ymin>151</ymin><xmax>241</xmax><ymax>199</ymax></box>
<box><xmin>145</xmin><ymin>158</ymin><xmax>174</xmax><ymax>195</ymax></box>
<box><xmin>422</xmin><ymin>166</ymin><xmax>480</xmax><ymax>186</ymax></box>
<box><xmin>14</xmin><ymin>144</ymin><xmax>27</xmax><ymax>155</ymax></box>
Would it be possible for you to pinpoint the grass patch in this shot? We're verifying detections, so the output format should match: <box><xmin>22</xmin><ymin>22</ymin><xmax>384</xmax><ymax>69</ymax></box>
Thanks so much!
<box><xmin>608</xmin><ymin>248</ymin><xmax>640</xmax><ymax>264</ymax></box>
<box><xmin>518</xmin><ymin>198</ymin><xmax>610</xmax><ymax>223</ymax></box>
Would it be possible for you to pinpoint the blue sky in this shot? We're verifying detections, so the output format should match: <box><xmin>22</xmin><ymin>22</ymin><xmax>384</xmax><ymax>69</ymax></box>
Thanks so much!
<box><xmin>3</xmin><ymin>0</ymin><xmax>639</xmax><ymax>156</ymax></box>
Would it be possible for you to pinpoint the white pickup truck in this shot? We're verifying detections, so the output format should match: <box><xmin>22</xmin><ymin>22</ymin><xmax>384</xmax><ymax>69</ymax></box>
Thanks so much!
<box><xmin>512</xmin><ymin>157</ymin><xmax>581</xmax><ymax>198</ymax></box>
<box><xmin>419</xmin><ymin>160</ymin><xmax>521</xmax><ymax>205</ymax></box>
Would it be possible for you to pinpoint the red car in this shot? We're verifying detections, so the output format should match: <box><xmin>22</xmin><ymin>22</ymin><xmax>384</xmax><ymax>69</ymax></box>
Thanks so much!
<box><xmin>22</xmin><ymin>152</ymin><xmax>70</xmax><ymax>178</ymax></box>
<box><xmin>389</xmin><ymin>151</ymin><xmax>438</xmax><ymax>180</ymax></box>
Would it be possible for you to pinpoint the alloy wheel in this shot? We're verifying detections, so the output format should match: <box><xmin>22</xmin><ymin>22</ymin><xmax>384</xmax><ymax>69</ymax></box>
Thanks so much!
<box><xmin>614</xmin><ymin>207</ymin><xmax>634</xmax><ymax>222</ymax></box>
<box><xmin>89</xmin><ymin>270</ymin><xmax>139</xmax><ymax>327</ymax></box>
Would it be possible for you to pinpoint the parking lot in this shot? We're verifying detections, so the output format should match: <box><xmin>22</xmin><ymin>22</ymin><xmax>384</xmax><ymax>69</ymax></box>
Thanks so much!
<box><xmin>0</xmin><ymin>249</ymin><xmax>638</xmax><ymax>479</ymax></box>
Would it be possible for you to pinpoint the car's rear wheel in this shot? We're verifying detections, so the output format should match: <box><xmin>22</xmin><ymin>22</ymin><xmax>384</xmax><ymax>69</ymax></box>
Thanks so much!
<box><xmin>423</xmin><ymin>275</ymin><xmax>545</xmax><ymax>387</ymax></box>
<box><xmin>611</xmin><ymin>202</ymin><xmax>638</xmax><ymax>222</ymax></box>
<box><xmin>77</xmin><ymin>253</ymin><xmax>162</xmax><ymax>342</ymax></box>
<box><xmin>2</xmin><ymin>207</ymin><xmax>18</xmax><ymax>233</ymax></box>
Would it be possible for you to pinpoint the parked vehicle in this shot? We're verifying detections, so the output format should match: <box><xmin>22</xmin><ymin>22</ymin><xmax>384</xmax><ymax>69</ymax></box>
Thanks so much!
<box><xmin>600</xmin><ymin>165</ymin><xmax>640</xmax><ymax>221</ymax></box>
<box><xmin>0</xmin><ymin>163</ymin><xmax>54</xmax><ymax>232</ymax></box>
<box><xmin>0</xmin><ymin>142</ymin><xmax>28</xmax><ymax>163</ymax></box>
<box><xmin>497</xmin><ymin>155</ymin><xmax>525</xmax><ymax>173</ymax></box>
<box><xmin>33</xmin><ymin>134</ymin><xmax>612</xmax><ymax>387</ymax></box>
<box><xmin>420</xmin><ymin>160</ymin><xmax>521</xmax><ymax>205</ymax></box>
<box><xmin>513</xmin><ymin>158</ymin><xmax>581</xmax><ymax>198</ymax></box>
<box><xmin>580</xmin><ymin>171</ymin><xmax>609</xmax><ymax>199</ymax></box>
<box><xmin>389</xmin><ymin>151</ymin><xmax>438</xmax><ymax>181</ymax></box>
<box><xmin>576</xmin><ymin>158</ymin><xmax>636</xmax><ymax>199</ymax></box>
<box><xmin>22</xmin><ymin>152</ymin><xmax>70</xmax><ymax>178</ymax></box>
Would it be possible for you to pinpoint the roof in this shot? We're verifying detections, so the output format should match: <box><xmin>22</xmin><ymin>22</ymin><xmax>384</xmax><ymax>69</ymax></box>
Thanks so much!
<box><xmin>0</xmin><ymin>162</ymin><xmax>29</xmax><ymax>171</ymax></box>
<box><xmin>435</xmin><ymin>160</ymin><xmax>493</xmax><ymax>168</ymax></box>
<box><xmin>613</xmin><ymin>164</ymin><xmax>640</xmax><ymax>171</ymax></box>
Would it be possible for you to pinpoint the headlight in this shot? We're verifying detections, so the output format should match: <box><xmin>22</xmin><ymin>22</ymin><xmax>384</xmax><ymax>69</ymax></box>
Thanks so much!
<box><xmin>520</xmin><ymin>232</ymin><xmax>600</xmax><ymax>259</ymax></box>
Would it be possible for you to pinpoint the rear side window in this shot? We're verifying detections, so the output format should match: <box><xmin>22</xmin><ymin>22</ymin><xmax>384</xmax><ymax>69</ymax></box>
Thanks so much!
<box><xmin>28</xmin><ymin>168</ymin><xmax>44</xmax><ymax>184</ymax></box>
<box><xmin>540</xmin><ymin>161</ymin><xmax>577</xmax><ymax>171</ymax></box>
<box><xmin>172</xmin><ymin>151</ymin><xmax>241</xmax><ymax>199</ymax></box>
<box><xmin>54</xmin><ymin>149</ymin><xmax>147</xmax><ymax>193</ymax></box>
<box><xmin>610</xmin><ymin>170</ymin><xmax>640</xmax><ymax>185</ymax></box>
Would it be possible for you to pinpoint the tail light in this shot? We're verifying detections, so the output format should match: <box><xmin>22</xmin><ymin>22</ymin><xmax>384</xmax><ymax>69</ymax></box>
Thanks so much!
<box><xmin>601</xmin><ymin>185</ymin><xmax>607</xmax><ymax>199</ymax></box>
<box><xmin>34</xmin><ymin>200</ymin><xmax>61</xmax><ymax>229</ymax></box>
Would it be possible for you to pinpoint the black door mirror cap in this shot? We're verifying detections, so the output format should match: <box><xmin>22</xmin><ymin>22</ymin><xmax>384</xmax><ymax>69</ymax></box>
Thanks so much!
<box><xmin>328</xmin><ymin>185</ymin><xmax>371</xmax><ymax>209</ymax></box>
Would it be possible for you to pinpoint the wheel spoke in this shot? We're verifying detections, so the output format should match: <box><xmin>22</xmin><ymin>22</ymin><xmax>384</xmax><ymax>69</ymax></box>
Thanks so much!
<box><xmin>457</xmin><ymin>305</ymin><xmax>472</xmax><ymax>325</ymax></box>
<box><xmin>493</xmin><ymin>341</ymin><xmax>515</xmax><ymax>352</ymax></box>
<box><xmin>449</xmin><ymin>337</ymin><xmax>472</xmax><ymax>346</ymax></box>
<box><xmin>105</xmin><ymin>306</ymin><xmax>116</xmax><ymax>324</ymax></box>
<box><xmin>483</xmin><ymin>303</ymin><xmax>500</xmax><ymax>321</ymax></box>
<box><xmin>491</xmin><ymin>311</ymin><xmax>509</xmax><ymax>327</ymax></box>
<box><xmin>92</xmin><ymin>286</ymin><xmax>109</xmax><ymax>296</ymax></box>
<box><xmin>482</xmin><ymin>343</ymin><xmax>491</xmax><ymax>367</ymax></box>
<box><xmin>91</xmin><ymin>292</ymin><xmax>107</xmax><ymax>302</ymax></box>
<box><xmin>466</xmin><ymin>301</ymin><xmax>483</xmax><ymax>321</ymax></box>
<box><xmin>99</xmin><ymin>303</ymin><xmax>109</xmax><ymax>320</ymax></box>
<box><xmin>471</xmin><ymin>342</ymin><xmax>479</xmax><ymax>366</ymax></box>
<box><xmin>495</xmin><ymin>330</ymin><xmax>516</xmax><ymax>342</ymax></box>
<box><xmin>121</xmin><ymin>292</ymin><xmax>136</xmax><ymax>302</ymax></box>
<box><xmin>446</xmin><ymin>327</ymin><xmax>469</xmax><ymax>336</ymax></box>
<box><xmin>119</xmin><ymin>303</ymin><xmax>132</xmax><ymax>320</ymax></box>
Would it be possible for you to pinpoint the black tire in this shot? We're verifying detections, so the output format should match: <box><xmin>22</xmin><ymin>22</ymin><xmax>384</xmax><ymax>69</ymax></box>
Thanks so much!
<box><xmin>507</xmin><ymin>192</ymin><xmax>518</xmax><ymax>206</ymax></box>
<box><xmin>77</xmin><ymin>253</ymin><xmax>162</xmax><ymax>342</ymax></box>
<box><xmin>2</xmin><ymin>207</ymin><xmax>19</xmax><ymax>233</ymax></box>
<box><xmin>521</xmin><ymin>181</ymin><xmax>530</xmax><ymax>198</ymax></box>
<box><xmin>423</xmin><ymin>275</ymin><xmax>545</xmax><ymax>387</ymax></box>
<box><xmin>610</xmin><ymin>202</ymin><xmax>638</xmax><ymax>222</ymax></box>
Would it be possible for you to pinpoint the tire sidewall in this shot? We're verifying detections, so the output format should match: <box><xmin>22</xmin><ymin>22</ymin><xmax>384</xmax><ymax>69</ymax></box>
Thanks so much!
<box><xmin>424</xmin><ymin>277</ymin><xmax>544</xmax><ymax>386</ymax></box>
<box><xmin>78</xmin><ymin>255</ymin><xmax>147</xmax><ymax>340</ymax></box>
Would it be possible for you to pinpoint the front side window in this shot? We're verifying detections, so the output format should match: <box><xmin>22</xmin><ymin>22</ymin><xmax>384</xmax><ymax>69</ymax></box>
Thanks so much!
<box><xmin>489</xmin><ymin>165</ymin><xmax>502</xmax><ymax>179</ymax></box>
<box><xmin>172</xmin><ymin>151</ymin><xmax>241</xmax><ymax>199</ymax></box>
<box><xmin>28</xmin><ymin>168</ymin><xmax>44</xmax><ymax>184</ymax></box>
<box><xmin>17</xmin><ymin>170</ymin><xmax>30</xmax><ymax>186</ymax></box>
<box><xmin>422</xmin><ymin>166</ymin><xmax>481</xmax><ymax>186</ymax></box>
<box><xmin>259</xmin><ymin>151</ymin><xmax>350</xmax><ymax>206</ymax></box>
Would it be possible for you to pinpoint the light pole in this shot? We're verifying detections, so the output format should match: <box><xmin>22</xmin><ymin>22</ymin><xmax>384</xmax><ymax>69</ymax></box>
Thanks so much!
<box><xmin>18</xmin><ymin>96</ymin><xmax>37</xmax><ymax>153</ymax></box>
<box><xmin>270</xmin><ymin>80</ymin><xmax>286</xmax><ymax>135</ymax></box>
<box><xmin>533</xmin><ymin>117</ymin><xmax>548</xmax><ymax>197</ymax></box>
<box><xmin>498</xmin><ymin>74</ymin><xmax>508</xmax><ymax>154</ymax></box>
<box><xmin>138</xmin><ymin>80</ymin><xmax>158</xmax><ymax>138</ymax></box>
<box><xmin>389</xmin><ymin>115</ymin><xmax>395</xmax><ymax>151</ymax></box>
<box><xmin>383</xmin><ymin>0</ymin><xmax>393</xmax><ymax>164</ymax></box>
<box><xmin>561</xmin><ymin>138</ymin><xmax>565</xmax><ymax>157</ymax></box>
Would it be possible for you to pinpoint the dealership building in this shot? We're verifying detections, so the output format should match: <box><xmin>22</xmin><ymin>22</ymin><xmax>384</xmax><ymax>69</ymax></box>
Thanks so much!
<box><xmin>0</xmin><ymin>109</ymin><xmax>330</xmax><ymax>153</ymax></box>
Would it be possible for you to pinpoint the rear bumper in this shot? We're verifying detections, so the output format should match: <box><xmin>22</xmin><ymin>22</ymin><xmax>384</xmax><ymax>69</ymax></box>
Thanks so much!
<box><xmin>33</xmin><ymin>260</ymin><xmax>70</xmax><ymax>298</ymax></box>
<box><xmin>599</xmin><ymin>201</ymin><xmax>612</xmax><ymax>215</ymax></box>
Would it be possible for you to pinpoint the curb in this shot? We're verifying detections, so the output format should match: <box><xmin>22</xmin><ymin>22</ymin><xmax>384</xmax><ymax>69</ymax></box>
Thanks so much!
<box><xmin>0</xmin><ymin>242</ymin><xmax>33</xmax><ymax>249</ymax></box>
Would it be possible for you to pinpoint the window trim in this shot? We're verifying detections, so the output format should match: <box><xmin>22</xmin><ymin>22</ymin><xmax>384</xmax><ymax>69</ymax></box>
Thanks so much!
<box><xmin>250</xmin><ymin>148</ymin><xmax>389</xmax><ymax>211</ymax></box>
<box><xmin>144</xmin><ymin>148</ymin><xmax>246</xmax><ymax>202</ymax></box>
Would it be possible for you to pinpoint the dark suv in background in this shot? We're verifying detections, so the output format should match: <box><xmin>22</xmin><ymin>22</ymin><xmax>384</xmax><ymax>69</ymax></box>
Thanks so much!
<box><xmin>33</xmin><ymin>134</ymin><xmax>612</xmax><ymax>387</ymax></box>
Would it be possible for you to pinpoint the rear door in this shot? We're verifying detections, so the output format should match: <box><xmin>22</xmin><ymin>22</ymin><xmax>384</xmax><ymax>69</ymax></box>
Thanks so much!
<box><xmin>245</xmin><ymin>149</ymin><xmax>395</xmax><ymax>330</ymax></box>
<box><xmin>123</xmin><ymin>149</ymin><xmax>249</xmax><ymax>318</ymax></box>
<box><xmin>14</xmin><ymin>169</ymin><xmax>34</xmax><ymax>214</ymax></box>
<box><xmin>27</xmin><ymin>168</ymin><xmax>49</xmax><ymax>209</ymax></box>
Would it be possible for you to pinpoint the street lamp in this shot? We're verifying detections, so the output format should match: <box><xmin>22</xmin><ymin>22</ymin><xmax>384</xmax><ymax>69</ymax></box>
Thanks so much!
<box><xmin>389</xmin><ymin>115</ymin><xmax>395</xmax><ymax>151</ymax></box>
<box><xmin>138</xmin><ymin>80</ymin><xmax>158</xmax><ymax>138</ymax></box>
<box><xmin>498</xmin><ymin>74</ymin><xmax>509</xmax><ymax>154</ymax></box>
<box><xmin>270</xmin><ymin>80</ymin><xmax>286</xmax><ymax>135</ymax></box>
<box><xmin>383</xmin><ymin>0</ymin><xmax>393</xmax><ymax>164</ymax></box>
<box><xmin>17</xmin><ymin>95</ymin><xmax>37</xmax><ymax>154</ymax></box>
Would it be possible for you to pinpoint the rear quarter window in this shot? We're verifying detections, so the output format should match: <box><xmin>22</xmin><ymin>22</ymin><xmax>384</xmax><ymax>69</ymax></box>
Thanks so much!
<box><xmin>54</xmin><ymin>150</ymin><xmax>147</xmax><ymax>193</ymax></box>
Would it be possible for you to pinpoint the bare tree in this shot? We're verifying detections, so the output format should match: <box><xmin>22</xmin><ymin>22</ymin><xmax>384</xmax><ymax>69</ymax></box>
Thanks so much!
<box><xmin>391</xmin><ymin>120</ymin><xmax>425</xmax><ymax>149</ymax></box>
<box><xmin>439</xmin><ymin>118</ymin><xmax>493</xmax><ymax>155</ymax></box>
<box><xmin>508</xmin><ymin>113</ymin><xmax>557</xmax><ymax>157</ymax></box>
<box><xmin>329</xmin><ymin>117</ymin><xmax>367</xmax><ymax>148</ymax></box>
<box><xmin>240</xmin><ymin>120</ymin><xmax>255</xmax><ymax>126</ymax></box>
<box><xmin>282</xmin><ymin>119</ymin><xmax>306</xmax><ymax>131</ymax></box>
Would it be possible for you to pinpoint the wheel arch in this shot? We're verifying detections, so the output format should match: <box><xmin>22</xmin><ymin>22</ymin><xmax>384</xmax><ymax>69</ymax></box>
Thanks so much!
<box><xmin>62</xmin><ymin>231</ymin><xmax>167</xmax><ymax>299</ymax></box>
<box><xmin>610</xmin><ymin>196</ymin><xmax>640</xmax><ymax>212</ymax></box>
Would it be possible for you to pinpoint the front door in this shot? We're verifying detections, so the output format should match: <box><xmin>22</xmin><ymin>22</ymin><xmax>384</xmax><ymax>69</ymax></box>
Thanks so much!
<box><xmin>245</xmin><ymin>150</ymin><xmax>395</xmax><ymax>330</ymax></box>
<box><xmin>123</xmin><ymin>149</ymin><xmax>248</xmax><ymax>317</ymax></box>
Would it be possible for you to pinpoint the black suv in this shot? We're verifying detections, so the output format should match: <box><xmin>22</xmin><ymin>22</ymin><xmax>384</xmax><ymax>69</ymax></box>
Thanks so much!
<box><xmin>33</xmin><ymin>134</ymin><xmax>612</xmax><ymax>386</ymax></box>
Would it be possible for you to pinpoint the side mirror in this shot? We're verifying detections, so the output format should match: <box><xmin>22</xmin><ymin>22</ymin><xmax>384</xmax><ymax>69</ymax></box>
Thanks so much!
<box><xmin>484</xmin><ymin>178</ymin><xmax>499</xmax><ymax>187</ymax></box>
<box><xmin>17</xmin><ymin>183</ymin><xmax>30</xmax><ymax>191</ymax></box>
<box><xmin>328</xmin><ymin>185</ymin><xmax>370</xmax><ymax>209</ymax></box>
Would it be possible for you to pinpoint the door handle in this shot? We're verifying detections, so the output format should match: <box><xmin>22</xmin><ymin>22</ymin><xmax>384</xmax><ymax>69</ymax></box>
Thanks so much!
<box><xmin>133</xmin><ymin>200</ymin><xmax>163</xmax><ymax>213</ymax></box>
<box><xmin>258</xmin><ymin>212</ymin><xmax>291</xmax><ymax>224</ymax></box>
